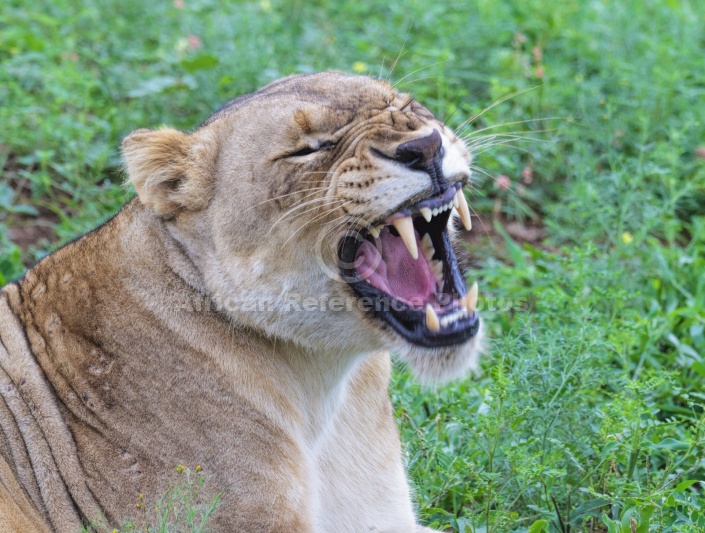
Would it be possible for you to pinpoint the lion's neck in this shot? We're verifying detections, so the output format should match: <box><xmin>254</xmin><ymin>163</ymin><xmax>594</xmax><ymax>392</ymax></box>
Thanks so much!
<box><xmin>126</xmin><ymin>201</ymin><xmax>369</xmax><ymax>446</ymax></box>
<box><xmin>275</xmin><ymin>343</ymin><xmax>365</xmax><ymax>445</ymax></box>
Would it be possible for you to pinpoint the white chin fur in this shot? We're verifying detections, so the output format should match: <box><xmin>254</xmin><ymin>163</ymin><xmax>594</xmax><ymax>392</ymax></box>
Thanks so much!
<box><xmin>393</xmin><ymin>320</ymin><xmax>485</xmax><ymax>385</ymax></box>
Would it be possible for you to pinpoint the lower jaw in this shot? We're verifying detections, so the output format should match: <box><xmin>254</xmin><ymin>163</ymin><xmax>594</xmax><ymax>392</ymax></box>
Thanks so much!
<box><xmin>340</xmin><ymin>257</ymin><xmax>481</xmax><ymax>348</ymax></box>
<box><xmin>377</xmin><ymin>303</ymin><xmax>481</xmax><ymax>348</ymax></box>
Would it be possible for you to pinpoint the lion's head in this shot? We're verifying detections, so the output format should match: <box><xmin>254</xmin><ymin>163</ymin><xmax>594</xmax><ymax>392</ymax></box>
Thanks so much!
<box><xmin>122</xmin><ymin>72</ymin><xmax>482</xmax><ymax>383</ymax></box>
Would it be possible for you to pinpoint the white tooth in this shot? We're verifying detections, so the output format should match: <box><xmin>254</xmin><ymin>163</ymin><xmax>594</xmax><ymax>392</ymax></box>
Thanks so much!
<box><xmin>392</xmin><ymin>216</ymin><xmax>418</xmax><ymax>260</ymax></box>
<box><xmin>463</xmin><ymin>281</ymin><xmax>478</xmax><ymax>313</ymax></box>
<box><xmin>455</xmin><ymin>189</ymin><xmax>472</xmax><ymax>231</ymax></box>
<box><xmin>421</xmin><ymin>234</ymin><xmax>435</xmax><ymax>260</ymax></box>
<box><xmin>369</xmin><ymin>225</ymin><xmax>381</xmax><ymax>238</ymax></box>
<box><xmin>447</xmin><ymin>201</ymin><xmax>453</xmax><ymax>210</ymax></box>
<box><xmin>432</xmin><ymin>208</ymin><xmax>439</xmax><ymax>217</ymax></box>
<box><xmin>420</xmin><ymin>207</ymin><xmax>432</xmax><ymax>222</ymax></box>
<box><xmin>453</xmin><ymin>194</ymin><xmax>459</xmax><ymax>208</ymax></box>
<box><xmin>431</xmin><ymin>260</ymin><xmax>443</xmax><ymax>280</ymax></box>
<box><xmin>426</xmin><ymin>304</ymin><xmax>440</xmax><ymax>332</ymax></box>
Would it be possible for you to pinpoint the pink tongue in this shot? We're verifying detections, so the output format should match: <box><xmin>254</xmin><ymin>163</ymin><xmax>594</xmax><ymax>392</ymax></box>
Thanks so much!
<box><xmin>355</xmin><ymin>227</ymin><xmax>437</xmax><ymax>307</ymax></box>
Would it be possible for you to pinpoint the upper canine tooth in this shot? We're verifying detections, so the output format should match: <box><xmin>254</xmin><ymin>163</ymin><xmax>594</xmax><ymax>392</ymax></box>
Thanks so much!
<box><xmin>463</xmin><ymin>281</ymin><xmax>478</xmax><ymax>313</ymax></box>
<box><xmin>426</xmin><ymin>304</ymin><xmax>440</xmax><ymax>332</ymax></box>
<box><xmin>455</xmin><ymin>189</ymin><xmax>472</xmax><ymax>231</ymax></box>
<box><xmin>369</xmin><ymin>225</ymin><xmax>381</xmax><ymax>238</ymax></box>
<box><xmin>420</xmin><ymin>207</ymin><xmax>433</xmax><ymax>222</ymax></box>
<box><xmin>392</xmin><ymin>216</ymin><xmax>418</xmax><ymax>260</ymax></box>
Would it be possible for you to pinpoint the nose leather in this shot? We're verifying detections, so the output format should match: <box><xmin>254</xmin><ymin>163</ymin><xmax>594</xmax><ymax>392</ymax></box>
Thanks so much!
<box><xmin>395</xmin><ymin>129</ymin><xmax>442</xmax><ymax>171</ymax></box>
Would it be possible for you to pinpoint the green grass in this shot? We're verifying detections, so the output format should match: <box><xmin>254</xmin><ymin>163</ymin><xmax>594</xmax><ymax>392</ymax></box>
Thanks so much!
<box><xmin>1</xmin><ymin>0</ymin><xmax>704</xmax><ymax>531</ymax></box>
<box><xmin>81</xmin><ymin>466</ymin><xmax>221</xmax><ymax>533</ymax></box>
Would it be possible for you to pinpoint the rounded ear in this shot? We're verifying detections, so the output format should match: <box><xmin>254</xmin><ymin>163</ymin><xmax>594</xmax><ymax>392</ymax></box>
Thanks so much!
<box><xmin>122</xmin><ymin>127</ymin><xmax>218</xmax><ymax>218</ymax></box>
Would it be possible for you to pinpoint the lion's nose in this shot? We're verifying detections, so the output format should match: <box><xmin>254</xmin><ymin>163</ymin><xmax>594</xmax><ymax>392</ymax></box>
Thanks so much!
<box><xmin>395</xmin><ymin>129</ymin><xmax>443</xmax><ymax>171</ymax></box>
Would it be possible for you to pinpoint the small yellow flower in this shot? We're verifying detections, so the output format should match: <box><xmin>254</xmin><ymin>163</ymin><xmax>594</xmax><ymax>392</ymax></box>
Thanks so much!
<box><xmin>599</xmin><ymin>99</ymin><xmax>605</xmax><ymax>105</ymax></box>
<box><xmin>352</xmin><ymin>61</ymin><xmax>367</xmax><ymax>73</ymax></box>
<box><xmin>176</xmin><ymin>464</ymin><xmax>186</xmax><ymax>473</ymax></box>
<box><xmin>135</xmin><ymin>503</ymin><xmax>141</xmax><ymax>509</ymax></box>
<box><xmin>621</xmin><ymin>231</ymin><xmax>633</xmax><ymax>244</ymax></box>
<box><xmin>196</xmin><ymin>465</ymin><xmax>202</xmax><ymax>472</ymax></box>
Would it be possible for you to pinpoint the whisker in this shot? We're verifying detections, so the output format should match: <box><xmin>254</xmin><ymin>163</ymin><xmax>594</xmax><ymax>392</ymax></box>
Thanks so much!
<box><xmin>462</xmin><ymin>116</ymin><xmax>570</xmax><ymax>137</ymax></box>
<box><xmin>392</xmin><ymin>59</ymin><xmax>449</xmax><ymax>88</ymax></box>
<box><xmin>463</xmin><ymin>128</ymin><xmax>557</xmax><ymax>142</ymax></box>
<box><xmin>473</xmin><ymin>142</ymin><xmax>534</xmax><ymax>157</ymax></box>
<box><xmin>466</xmin><ymin>136</ymin><xmax>550</xmax><ymax>153</ymax></box>
<box><xmin>468</xmin><ymin>165</ymin><xmax>499</xmax><ymax>182</ymax></box>
<box><xmin>244</xmin><ymin>187</ymin><xmax>331</xmax><ymax>212</ymax></box>
<box><xmin>378</xmin><ymin>54</ymin><xmax>387</xmax><ymax>80</ymax></box>
<box><xmin>281</xmin><ymin>202</ymin><xmax>354</xmax><ymax>248</ymax></box>
<box><xmin>441</xmin><ymin>86</ymin><xmax>470</xmax><ymax>124</ymax></box>
<box><xmin>385</xmin><ymin>23</ymin><xmax>412</xmax><ymax>82</ymax></box>
<box><xmin>318</xmin><ymin>213</ymin><xmax>358</xmax><ymax>249</ymax></box>
<box><xmin>453</xmin><ymin>85</ymin><xmax>541</xmax><ymax>135</ymax></box>
<box><xmin>275</xmin><ymin>195</ymin><xmax>346</xmax><ymax>223</ymax></box>
<box><xmin>466</xmin><ymin>202</ymin><xmax>494</xmax><ymax>247</ymax></box>
<box><xmin>394</xmin><ymin>75</ymin><xmax>438</xmax><ymax>89</ymax></box>
<box><xmin>466</xmin><ymin>134</ymin><xmax>550</xmax><ymax>148</ymax></box>
<box><xmin>469</xmin><ymin>164</ymin><xmax>534</xmax><ymax>203</ymax></box>
<box><xmin>268</xmin><ymin>197</ymin><xmax>346</xmax><ymax>234</ymax></box>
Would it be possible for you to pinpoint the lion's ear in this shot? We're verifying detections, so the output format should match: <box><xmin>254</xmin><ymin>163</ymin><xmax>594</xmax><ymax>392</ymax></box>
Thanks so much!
<box><xmin>122</xmin><ymin>127</ymin><xmax>217</xmax><ymax>218</ymax></box>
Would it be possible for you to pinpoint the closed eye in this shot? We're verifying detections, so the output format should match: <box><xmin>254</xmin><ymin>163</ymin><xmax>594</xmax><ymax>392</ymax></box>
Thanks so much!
<box><xmin>288</xmin><ymin>140</ymin><xmax>336</xmax><ymax>158</ymax></box>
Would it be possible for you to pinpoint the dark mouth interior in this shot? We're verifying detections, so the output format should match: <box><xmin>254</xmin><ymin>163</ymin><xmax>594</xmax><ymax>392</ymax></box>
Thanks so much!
<box><xmin>356</xmin><ymin>212</ymin><xmax>456</xmax><ymax>308</ymax></box>
<box><xmin>338</xmin><ymin>186</ymin><xmax>480</xmax><ymax>348</ymax></box>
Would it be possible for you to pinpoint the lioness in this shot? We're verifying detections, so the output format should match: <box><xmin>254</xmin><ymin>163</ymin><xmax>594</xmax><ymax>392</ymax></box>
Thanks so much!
<box><xmin>0</xmin><ymin>72</ymin><xmax>482</xmax><ymax>532</ymax></box>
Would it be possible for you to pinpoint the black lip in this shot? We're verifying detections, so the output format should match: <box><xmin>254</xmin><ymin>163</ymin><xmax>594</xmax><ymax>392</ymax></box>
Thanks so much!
<box><xmin>337</xmin><ymin>193</ymin><xmax>480</xmax><ymax>348</ymax></box>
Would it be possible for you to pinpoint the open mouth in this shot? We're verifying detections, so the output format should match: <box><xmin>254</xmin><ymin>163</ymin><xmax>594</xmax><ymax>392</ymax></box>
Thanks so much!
<box><xmin>338</xmin><ymin>183</ymin><xmax>480</xmax><ymax>348</ymax></box>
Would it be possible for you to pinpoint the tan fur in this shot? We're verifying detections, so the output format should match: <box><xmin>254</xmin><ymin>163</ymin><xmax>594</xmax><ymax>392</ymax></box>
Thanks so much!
<box><xmin>0</xmin><ymin>72</ymin><xmax>481</xmax><ymax>532</ymax></box>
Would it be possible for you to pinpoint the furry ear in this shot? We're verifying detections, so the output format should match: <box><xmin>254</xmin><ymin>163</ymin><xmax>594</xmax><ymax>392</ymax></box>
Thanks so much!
<box><xmin>122</xmin><ymin>127</ymin><xmax>217</xmax><ymax>218</ymax></box>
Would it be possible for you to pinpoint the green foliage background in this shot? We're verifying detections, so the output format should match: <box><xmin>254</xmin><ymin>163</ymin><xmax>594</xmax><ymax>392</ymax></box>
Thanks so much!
<box><xmin>1</xmin><ymin>0</ymin><xmax>704</xmax><ymax>531</ymax></box>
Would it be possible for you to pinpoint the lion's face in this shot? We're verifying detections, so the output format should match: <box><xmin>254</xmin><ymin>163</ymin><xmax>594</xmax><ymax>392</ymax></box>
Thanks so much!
<box><xmin>123</xmin><ymin>72</ymin><xmax>482</xmax><ymax>382</ymax></box>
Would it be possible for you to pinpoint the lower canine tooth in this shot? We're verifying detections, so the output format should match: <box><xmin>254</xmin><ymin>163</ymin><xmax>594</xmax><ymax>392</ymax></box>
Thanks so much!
<box><xmin>369</xmin><ymin>225</ymin><xmax>381</xmax><ymax>238</ymax></box>
<box><xmin>420</xmin><ymin>207</ymin><xmax>432</xmax><ymax>222</ymax></box>
<box><xmin>392</xmin><ymin>216</ymin><xmax>418</xmax><ymax>260</ymax></box>
<box><xmin>426</xmin><ymin>304</ymin><xmax>440</xmax><ymax>332</ymax></box>
<box><xmin>455</xmin><ymin>189</ymin><xmax>472</xmax><ymax>231</ymax></box>
<box><xmin>431</xmin><ymin>260</ymin><xmax>443</xmax><ymax>280</ymax></box>
<box><xmin>421</xmin><ymin>234</ymin><xmax>435</xmax><ymax>260</ymax></box>
<box><xmin>463</xmin><ymin>281</ymin><xmax>478</xmax><ymax>313</ymax></box>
